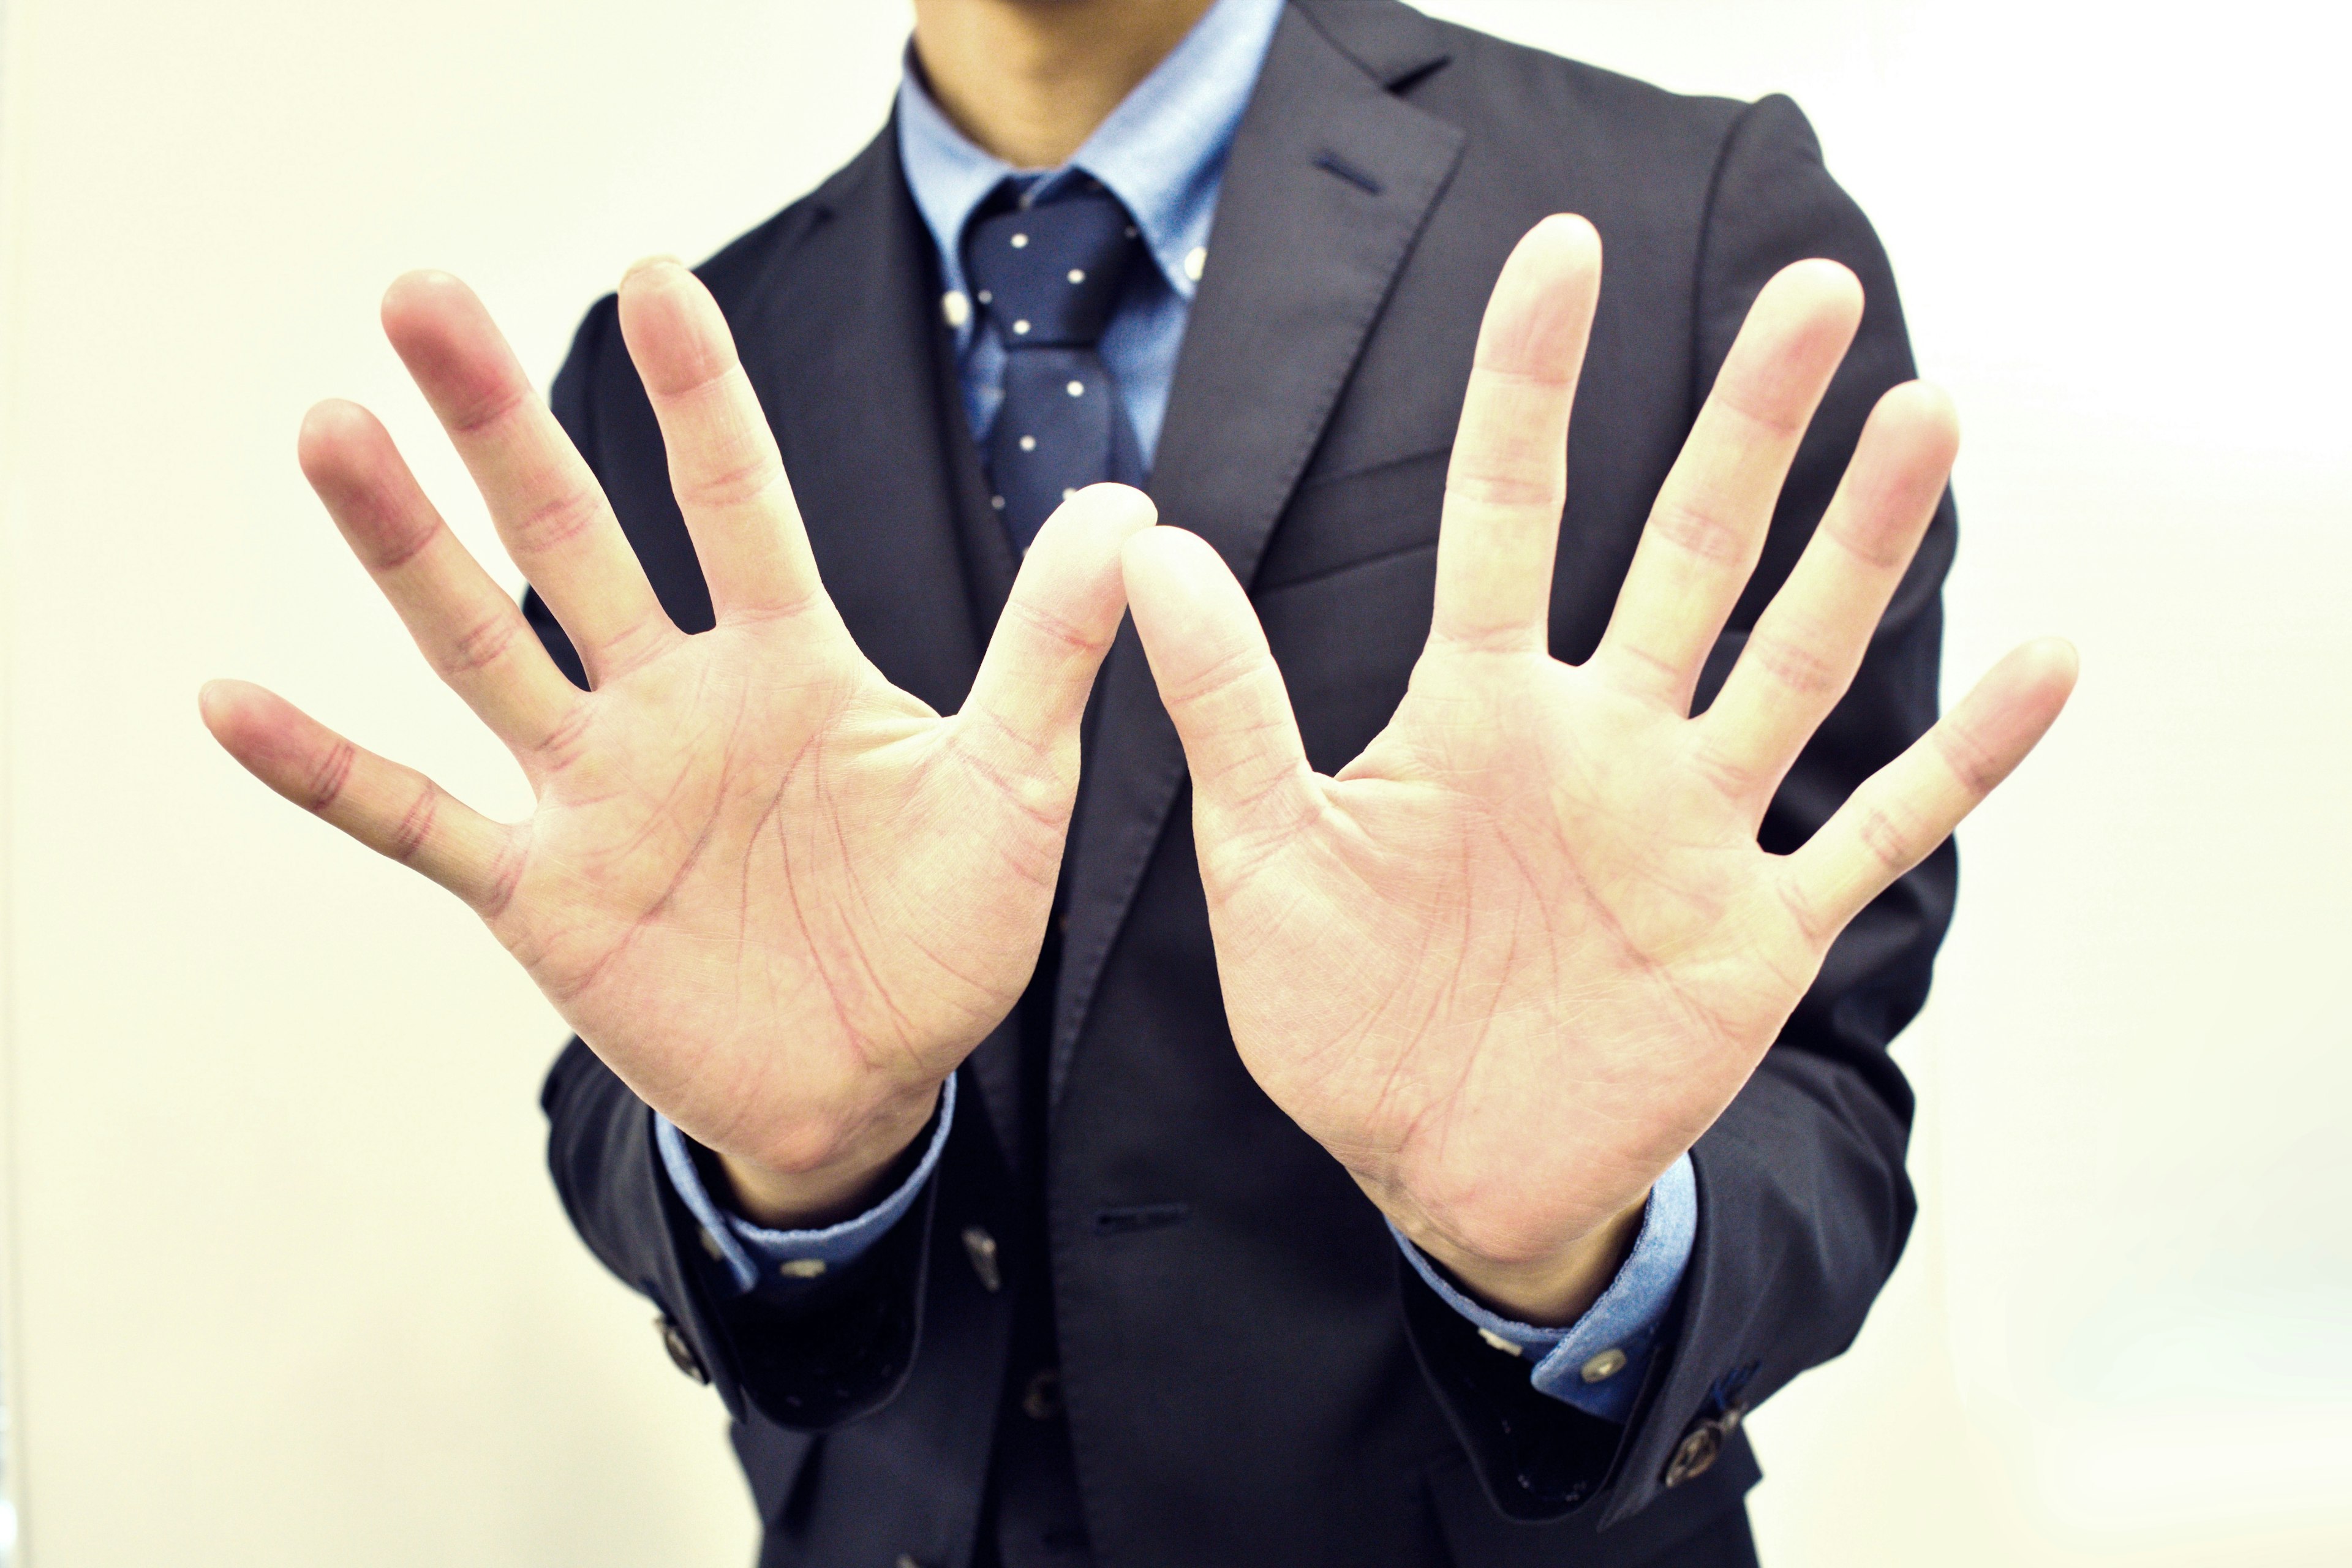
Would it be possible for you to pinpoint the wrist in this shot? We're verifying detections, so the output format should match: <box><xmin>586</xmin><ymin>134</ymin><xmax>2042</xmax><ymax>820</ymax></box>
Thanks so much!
<box><xmin>1404</xmin><ymin>1193</ymin><xmax>1649</xmax><ymax>1329</ymax></box>
<box><xmin>715</xmin><ymin>1080</ymin><xmax>945</xmax><ymax>1230</ymax></box>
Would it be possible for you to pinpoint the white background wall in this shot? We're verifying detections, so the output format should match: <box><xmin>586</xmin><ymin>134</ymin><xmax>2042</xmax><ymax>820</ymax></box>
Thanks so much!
<box><xmin>0</xmin><ymin>1</ymin><xmax>2344</xmax><ymax>1564</ymax></box>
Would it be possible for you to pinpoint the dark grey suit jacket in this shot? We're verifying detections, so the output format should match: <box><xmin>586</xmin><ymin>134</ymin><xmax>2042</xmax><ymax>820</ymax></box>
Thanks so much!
<box><xmin>534</xmin><ymin>2</ymin><xmax>1955</xmax><ymax>1562</ymax></box>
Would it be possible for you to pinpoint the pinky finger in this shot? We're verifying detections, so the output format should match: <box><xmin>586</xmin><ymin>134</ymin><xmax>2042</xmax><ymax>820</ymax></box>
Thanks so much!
<box><xmin>1784</xmin><ymin>639</ymin><xmax>2078</xmax><ymax>937</ymax></box>
<box><xmin>200</xmin><ymin>679</ymin><xmax>519</xmax><ymax>913</ymax></box>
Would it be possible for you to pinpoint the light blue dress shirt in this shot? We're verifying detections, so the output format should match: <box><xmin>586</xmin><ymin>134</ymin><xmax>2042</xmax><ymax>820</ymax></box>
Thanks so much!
<box><xmin>658</xmin><ymin>0</ymin><xmax>1697</xmax><ymax>1425</ymax></box>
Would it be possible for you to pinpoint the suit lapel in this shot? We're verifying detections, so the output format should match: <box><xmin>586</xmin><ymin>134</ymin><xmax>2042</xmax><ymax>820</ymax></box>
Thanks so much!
<box><xmin>732</xmin><ymin>127</ymin><xmax>1027</xmax><ymax>1158</ymax></box>
<box><xmin>1051</xmin><ymin>1</ymin><xmax>1465</xmax><ymax>1104</ymax></box>
<box><xmin>734</xmin><ymin>126</ymin><xmax>1010</xmax><ymax>718</ymax></box>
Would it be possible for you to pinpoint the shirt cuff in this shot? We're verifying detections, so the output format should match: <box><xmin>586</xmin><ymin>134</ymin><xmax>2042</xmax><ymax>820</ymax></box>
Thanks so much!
<box><xmin>1390</xmin><ymin>1152</ymin><xmax>1697</xmax><ymax>1423</ymax></box>
<box><xmin>654</xmin><ymin>1076</ymin><xmax>957</xmax><ymax>1297</ymax></box>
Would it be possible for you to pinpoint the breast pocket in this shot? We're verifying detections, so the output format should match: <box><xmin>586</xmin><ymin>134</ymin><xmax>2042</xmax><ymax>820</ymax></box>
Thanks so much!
<box><xmin>1255</xmin><ymin>443</ymin><xmax>1450</xmax><ymax>595</ymax></box>
<box><xmin>1253</xmin><ymin>447</ymin><xmax>1451</xmax><ymax>775</ymax></box>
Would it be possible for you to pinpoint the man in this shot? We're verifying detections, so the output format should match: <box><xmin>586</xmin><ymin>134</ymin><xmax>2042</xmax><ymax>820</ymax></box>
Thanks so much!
<box><xmin>202</xmin><ymin>0</ymin><xmax>2074</xmax><ymax>1562</ymax></box>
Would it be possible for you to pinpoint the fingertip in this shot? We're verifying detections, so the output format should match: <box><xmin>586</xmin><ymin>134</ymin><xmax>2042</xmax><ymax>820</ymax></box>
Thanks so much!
<box><xmin>621</xmin><ymin>253</ymin><xmax>688</xmax><ymax>287</ymax></box>
<box><xmin>617</xmin><ymin>255</ymin><xmax>701</xmax><ymax>314</ymax></box>
<box><xmin>1479</xmin><ymin>216</ymin><xmax>1604</xmax><ymax>375</ymax></box>
<box><xmin>2026</xmin><ymin>635</ymin><xmax>2082</xmax><ymax>693</ymax></box>
<box><xmin>1118</xmin><ymin>519</ymin><xmax>1213</xmax><ymax>584</ymax></box>
<box><xmin>1500</xmin><ymin>213</ymin><xmax>1602</xmax><ymax>296</ymax></box>
<box><xmin>380</xmin><ymin>270</ymin><xmax>479</xmax><ymax>347</ymax></box>
<box><xmin>615</xmin><ymin>255</ymin><xmax>733</xmax><ymax>394</ymax></box>
<box><xmin>1872</xmin><ymin>380</ymin><xmax>1962</xmax><ymax>466</ymax></box>
<box><xmin>1529</xmin><ymin>211</ymin><xmax>1602</xmax><ymax>270</ymax></box>
<box><xmin>1773</xmin><ymin>257</ymin><xmax>1866</xmax><ymax>327</ymax></box>
<box><xmin>295</xmin><ymin>398</ymin><xmax>381</xmax><ymax>484</ymax></box>
<box><xmin>619</xmin><ymin>248</ymin><xmax>714</xmax><ymax>300</ymax></box>
<box><xmin>1997</xmin><ymin>634</ymin><xmax>2080</xmax><ymax>685</ymax></box>
<box><xmin>1963</xmin><ymin>639</ymin><xmax>2080</xmax><ymax>766</ymax></box>
<box><xmin>197</xmin><ymin>678</ymin><xmax>277</xmax><ymax>748</ymax></box>
<box><xmin>1023</xmin><ymin>484</ymin><xmax>1158</xmax><ymax>582</ymax></box>
<box><xmin>1068</xmin><ymin>481</ymin><xmax>1157</xmax><ymax>537</ymax></box>
<box><xmin>196</xmin><ymin>677</ymin><xmax>234</xmax><ymax>733</ymax></box>
<box><xmin>379</xmin><ymin>270</ymin><xmax>522</xmax><ymax>421</ymax></box>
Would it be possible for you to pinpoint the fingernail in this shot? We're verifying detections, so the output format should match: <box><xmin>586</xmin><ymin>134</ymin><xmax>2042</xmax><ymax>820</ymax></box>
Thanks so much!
<box><xmin>622</xmin><ymin>254</ymin><xmax>687</xmax><ymax>285</ymax></box>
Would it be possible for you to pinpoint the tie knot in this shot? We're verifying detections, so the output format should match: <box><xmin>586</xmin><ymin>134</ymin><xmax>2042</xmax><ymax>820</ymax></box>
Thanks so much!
<box><xmin>964</xmin><ymin>187</ymin><xmax>1143</xmax><ymax>350</ymax></box>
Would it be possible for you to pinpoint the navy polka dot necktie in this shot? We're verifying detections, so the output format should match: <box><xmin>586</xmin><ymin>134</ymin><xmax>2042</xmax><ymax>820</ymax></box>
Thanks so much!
<box><xmin>964</xmin><ymin>185</ymin><xmax>1147</xmax><ymax>552</ymax></box>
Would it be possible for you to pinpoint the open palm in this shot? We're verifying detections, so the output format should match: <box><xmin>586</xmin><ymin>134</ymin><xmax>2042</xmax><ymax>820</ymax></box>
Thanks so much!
<box><xmin>1122</xmin><ymin>218</ymin><xmax>2075</xmax><ymax>1316</ymax></box>
<box><xmin>205</xmin><ymin>262</ymin><xmax>1150</xmax><ymax>1208</ymax></box>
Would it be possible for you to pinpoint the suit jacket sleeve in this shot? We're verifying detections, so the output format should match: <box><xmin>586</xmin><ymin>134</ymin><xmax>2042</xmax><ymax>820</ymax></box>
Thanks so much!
<box><xmin>1401</xmin><ymin>91</ymin><xmax>1954</xmax><ymax>1527</ymax></box>
<box><xmin>530</xmin><ymin>295</ymin><xmax>942</xmax><ymax>1431</ymax></box>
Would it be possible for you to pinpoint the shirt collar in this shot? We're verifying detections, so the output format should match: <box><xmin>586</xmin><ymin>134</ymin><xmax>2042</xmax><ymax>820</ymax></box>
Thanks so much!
<box><xmin>895</xmin><ymin>0</ymin><xmax>1283</xmax><ymax>307</ymax></box>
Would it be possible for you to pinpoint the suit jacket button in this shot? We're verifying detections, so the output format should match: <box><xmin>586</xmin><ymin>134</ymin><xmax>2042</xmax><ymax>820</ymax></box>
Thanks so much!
<box><xmin>1022</xmin><ymin>1368</ymin><xmax>1064</xmax><ymax>1421</ymax></box>
<box><xmin>962</xmin><ymin>1225</ymin><xmax>1003</xmax><ymax>1293</ymax></box>
<box><xmin>655</xmin><ymin>1314</ymin><xmax>709</xmax><ymax>1385</ymax></box>
<box><xmin>1663</xmin><ymin>1420</ymin><xmax>1721</xmax><ymax>1487</ymax></box>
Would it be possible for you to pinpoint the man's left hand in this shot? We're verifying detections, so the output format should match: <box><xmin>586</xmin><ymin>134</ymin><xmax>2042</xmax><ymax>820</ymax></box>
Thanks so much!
<box><xmin>1120</xmin><ymin>215</ymin><xmax>2075</xmax><ymax>1325</ymax></box>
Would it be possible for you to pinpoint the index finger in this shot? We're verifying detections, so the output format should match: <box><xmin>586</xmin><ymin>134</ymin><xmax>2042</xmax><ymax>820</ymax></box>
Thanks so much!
<box><xmin>383</xmin><ymin>271</ymin><xmax>674</xmax><ymax>686</ymax></box>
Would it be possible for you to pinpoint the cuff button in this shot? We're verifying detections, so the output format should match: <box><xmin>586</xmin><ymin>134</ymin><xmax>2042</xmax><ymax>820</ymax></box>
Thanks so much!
<box><xmin>1022</xmin><ymin>1368</ymin><xmax>1065</xmax><ymax>1422</ymax></box>
<box><xmin>1664</xmin><ymin>1422</ymin><xmax>1720</xmax><ymax>1487</ymax></box>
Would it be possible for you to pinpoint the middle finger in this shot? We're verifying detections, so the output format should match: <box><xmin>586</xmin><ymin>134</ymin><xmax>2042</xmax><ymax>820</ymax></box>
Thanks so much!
<box><xmin>383</xmin><ymin>270</ymin><xmax>675</xmax><ymax>685</ymax></box>
<box><xmin>1590</xmin><ymin>260</ymin><xmax>1861</xmax><ymax>709</ymax></box>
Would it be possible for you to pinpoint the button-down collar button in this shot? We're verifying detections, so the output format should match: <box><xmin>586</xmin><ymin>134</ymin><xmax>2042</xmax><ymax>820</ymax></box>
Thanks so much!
<box><xmin>1022</xmin><ymin>1368</ymin><xmax>1064</xmax><ymax>1421</ymax></box>
<box><xmin>895</xmin><ymin>1556</ymin><xmax>922</xmax><ymax>1568</ymax></box>
<box><xmin>1664</xmin><ymin>1422</ymin><xmax>1721</xmax><ymax>1488</ymax></box>
<box><xmin>962</xmin><ymin>1225</ymin><xmax>1002</xmax><ymax>1293</ymax></box>
<box><xmin>655</xmin><ymin>1314</ymin><xmax>709</xmax><ymax>1385</ymax></box>
<box><xmin>941</xmin><ymin>290</ymin><xmax>970</xmax><ymax>328</ymax></box>
<box><xmin>696</xmin><ymin>1226</ymin><xmax>723</xmax><ymax>1261</ymax></box>
<box><xmin>777</xmin><ymin>1257</ymin><xmax>826</xmax><ymax>1280</ymax></box>
<box><xmin>1184</xmin><ymin>246</ymin><xmax>1207</xmax><ymax>282</ymax></box>
<box><xmin>1475</xmin><ymin>1327</ymin><xmax>1523</xmax><ymax>1357</ymax></box>
<box><xmin>1580</xmin><ymin>1347</ymin><xmax>1627</xmax><ymax>1382</ymax></box>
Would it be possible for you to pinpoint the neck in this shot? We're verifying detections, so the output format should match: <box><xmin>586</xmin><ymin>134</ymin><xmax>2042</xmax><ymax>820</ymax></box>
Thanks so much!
<box><xmin>911</xmin><ymin>0</ymin><xmax>1221</xmax><ymax>169</ymax></box>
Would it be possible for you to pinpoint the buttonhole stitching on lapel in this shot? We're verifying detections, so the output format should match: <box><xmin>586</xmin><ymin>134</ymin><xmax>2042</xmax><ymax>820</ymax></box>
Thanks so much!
<box><xmin>1313</xmin><ymin>150</ymin><xmax>1384</xmax><ymax>196</ymax></box>
<box><xmin>1091</xmin><ymin>1202</ymin><xmax>1193</xmax><ymax>1236</ymax></box>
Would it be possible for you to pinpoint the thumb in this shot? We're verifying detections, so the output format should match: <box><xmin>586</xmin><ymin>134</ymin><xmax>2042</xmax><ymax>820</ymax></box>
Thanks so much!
<box><xmin>1120</xmin><ymin>526</ymin><xmax>1317</xmax><ymax>840</ymax></box>
<box><xmin>960</xmin><ymin>483</ymin><xmax>1158</xmax><ymax>771</ymax></box>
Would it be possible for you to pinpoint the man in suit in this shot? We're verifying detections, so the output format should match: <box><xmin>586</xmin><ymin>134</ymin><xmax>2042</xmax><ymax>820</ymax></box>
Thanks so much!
<box><xmin>202</xmin><ymin>0</ymin><xmax>2074</xmax><ymax>1561</ymax></box>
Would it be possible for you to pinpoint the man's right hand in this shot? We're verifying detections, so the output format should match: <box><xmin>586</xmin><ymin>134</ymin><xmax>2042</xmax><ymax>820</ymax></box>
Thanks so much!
<box><xmin>202</xmin><ymin>258</ymin><xmax>1152</xmax><ymax>1226</ymax></box>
